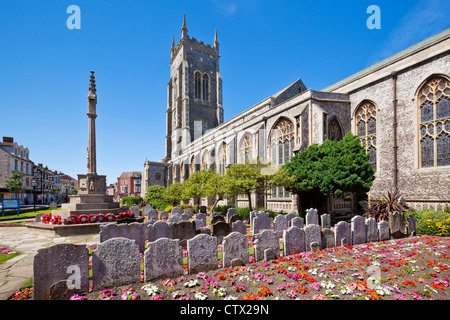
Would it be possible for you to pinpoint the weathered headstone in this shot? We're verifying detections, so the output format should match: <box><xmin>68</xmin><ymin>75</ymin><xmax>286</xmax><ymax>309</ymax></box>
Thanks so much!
<box><xmin>50</xmin><ymin>201</ymin><xmax>57</xmax><ymax>209</ymax></box>
<box><xmin>229</xmin><ymin>214</ymin><xmax>242</xmax><ymax>226</ymax></box>
<box><xmin>181</xmin><ymin>213</ymin><xmax>190</xmax><ymax>221</ymax></box>
<box><xmin>171</xmin><ymin>207</ymin><xmax>182</xmax><ymax>215</ymax></box>
<box><xmin>211</xmin><ymin>215</ymin><xmax>225</xmax><ymax>225</ymax></box>
<box><xmin>389</xmin><ymin>211</ymin><xmax>406</xmax><ymax>239</ymax></box>
<box><xmin>144</xmin><ymin>238</ymin><xmax>184</xmax><ymax>281</ymax></box>
<box><xmin>130</xmin><ymin>205</ymin><xmax>140</xmax><ymax>217</ymax></box>
<box><xmin>212</xmin><ymin>221</ymin><xmax>231</xmax><ymax>237</ymax></box>
<box><xmin>252</xmin><ymin>212</ymin><xmax>271</xmax><ymax>236</ymax></box>
<box><xmin>231</xmin><ymin>220</ymin><xmax>247</xmax><ymax>235</ymax></box>
<box><xmin>187</xmin><ymin>234</ymin><xmax>218</xmax><ymax>274</ymax></box>
<box><xmin>222</xmin><ymin>232</ymin><xmax>249</xmax><ymax>268</ymax></box>
<box><xmin>351</xmin><ymin>215</ymin><xmax>366</xmax><ymax>245</ymax></box>
<box><xmin>365</xmin><ymin>217</ymin><xmax>377</xmax><ymax>243</ymax></box>
<box><xmin>148</xmin><ymin>220</ymin><xmax>173</xmax><ymax>242</ymax></box>
<box><xmin>283</xmin><ymin>226</ymin><xmax>305</xmax><ymax>256</ymax></box>
<box><xmin>290</xmin><ymin>216</ymin><xmax>304</xmax><ymax>229</ymax></box>
<box><xmin>211</xmin><ymin>211</ymin><xmax>222</xmax><ymax>219</ymax></box>
<box><xmin>100</xmin><ymin>222</ymin><xmax>146</xmax><ymax>253</ymax></box>
<box><xmin>196</xmin><ymin>212</ymin><xmax>207</xmax><ymax>227</ymax></box>
<box><xmin>92</xmin><ymin>237</ymin><xmax>141</xmax><ymax>289</ymax></box>
<box><xmin>378</xmin><ymin>220</ymin><xmax>390</xmax><ymax>241</ymax></box>
<box><xmin>33</xmin><ymin>244</ymin><xmax>89</xmax><ymax>300</ymax></box>
<box><xmin>407</xmin><ymin>215</ymin><xmax>416</xmax><ymax>236</ymax></box>
<box><xmin>226</xmin><ymin>208</ymin><xmax>237</xmax><ymax>223</ymax></box>
<box><xmin>254</xmin><ymin>229</ymin><xmax>279</xmax><ymax>261</ymax></box>
<box><xmin>147</xmin><ymin>209</ymin><xmax>159</xmax><ymax>221</ymax></box>
<box><xmin>264</xmin><ymin>248</ymin><xmax>277</xmax><ymax>261</ymax></box>
<box><xmin>321</xmin><ymin>213</ymin><xmax>331</xmax><ymax>230</ymax></box>
<box><xmin>335</xmin><ymin>221</ymin><xmax>351</xmax><ymax>247</ymax></box>
<box><xmin>273</xmin><ymin>214</ymin><xmax>288</xmax><ymax>237</ymax></box>
<box><xmin>285</xmin><ymin>213</ymin><xmax>297</xmax><ymax>226</ymax></box>
<box><xmin>305</xmin><ymin>224</ymin><xmax>321</xmax><ymax>251</ymax></box>
<box><xmin>183</xmin><ymin>207</ymin><xmax>194</xmax><ymax>217</ymax></box>
<box><xmin>168</xmin><ymin>212</ymin><xmax>182</xmax><ymax>224</ymax></box>
<box><xmin>194</xmin><ymin>218</ymin><xmax>206</xmax><ymax>230</ymax></box>
<box><xmin>321</xmin><ymin>228</ymin><xmax>335</xmax><ymax>249</ymax></box>
<box><xmin>172</xmin><ymin>220</ymin><xmax>196</xmax><ymax>241</ymax></box>
<box><xmin>142</xmin><ymin>204</ymin><xmax>154</xmax><ymax>217</ymax></box>
<box><xmin>160</xmin><ymin>210</ymin><xmax>169</xmax><ymax>220</ymax></box>
<box><xmin>305</xmin><ymin>208</ymin><xmax>318</xmax><ymax>225</ymax></box>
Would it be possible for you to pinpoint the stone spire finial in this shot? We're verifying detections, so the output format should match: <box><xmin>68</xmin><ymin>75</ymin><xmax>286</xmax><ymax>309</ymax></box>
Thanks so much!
<box><xmin>181</xmin><ymin>14</ymin><xmax>188</xmax><ymax>39</ymax></box>
<box><xmin>171</xmin><ymin>36</ymin><xmax>176</xmax><ymax>58</ymax></box>
<box><xmin>214</xmin><ymin>28</ymin><xmax>219</xmax><ymax>52</ymax></box>
<box><xmin>89</xmin><ymin>71</ymin><xmax>96</xmax><ymax>95</ymax></box>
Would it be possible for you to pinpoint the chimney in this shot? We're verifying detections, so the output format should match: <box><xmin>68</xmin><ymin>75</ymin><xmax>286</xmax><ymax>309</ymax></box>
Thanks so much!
<box><xmin>2</xmin><ymin>137</ymin><xmax>14</xmax><ymax>144</ymax></box>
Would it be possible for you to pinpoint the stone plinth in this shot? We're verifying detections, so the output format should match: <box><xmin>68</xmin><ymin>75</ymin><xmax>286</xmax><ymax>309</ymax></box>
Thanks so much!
<box><xmin>54</xmin><ymin>194</ymin><xmax>125</xmax><ymax>219</ymax></box>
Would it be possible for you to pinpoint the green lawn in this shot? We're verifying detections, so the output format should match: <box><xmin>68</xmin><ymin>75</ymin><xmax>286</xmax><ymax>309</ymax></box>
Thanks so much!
<box><xmin>0</xmin><ymin>207</ymin><xmax>60</xmax><ymax>222</ymax></box>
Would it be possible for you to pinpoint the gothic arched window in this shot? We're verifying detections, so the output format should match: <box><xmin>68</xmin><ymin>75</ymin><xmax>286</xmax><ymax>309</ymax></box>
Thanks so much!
<box><xmin>239</xmin><ymin>135</ymin><xmax>253</xmax><ymax>163</ymax></box>
<box><xmin>218</xmin><ymin>142</ymin><xmax>227</xmax><ymax>174</ymax></box>
<box><xmin>355</xmin><ymin>101</ymin><xmax>377</xmax><ymax>170</ymax></box>
<box><xmin>202</xmin><ymin>74</ymin><xmax>209</xmax><ymax>101</ymax></box>
<box><xmin>201</xmin><ymin>151</ymin><xmax>208</xmax><ymax>170</ymax></box>
<box><xmin>194</xmin><ymin>71</ymin><xmax>201</xmax><ymax>99</ymax></box>
<box><xmin>189</xmin><ymin>155</ymin><xmax>195</xmax><ymax>177</ymax></box>
<box><xmin>418</xmin><ymin>76</ymin><xmax>450</xmax><ymax>168</ymax></box>
<box><xmin>328</xmin><ymin>117</ymin><xmax>343</xmax><ymax>141</ymax></box>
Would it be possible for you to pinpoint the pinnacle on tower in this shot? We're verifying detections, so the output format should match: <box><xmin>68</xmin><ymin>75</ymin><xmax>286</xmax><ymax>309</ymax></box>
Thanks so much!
<box><xmin>214</xmin><ymin>28</ymin><xmax>219</xmax><ymax>52</ymax></box>
<box><xmin>89</xmin><ymin>71</ymin><xmax>96</xmax><ymax>95</ymax></box>
<box><xmin>171</xmin><ymin>36</ymin><xmax>176</xmax><ymax>58</ymax></box>
<box><xmin>181</xmin><ymin>14</ymin><xmax>188</xmax><ymax>39</ymax></box>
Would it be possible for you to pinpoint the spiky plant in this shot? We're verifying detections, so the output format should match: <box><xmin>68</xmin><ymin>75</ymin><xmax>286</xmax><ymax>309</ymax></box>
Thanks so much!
<box><xmin>363</xmin><ymin>188</ymin><xmax>411</xmax><ymax>221</ymax></box>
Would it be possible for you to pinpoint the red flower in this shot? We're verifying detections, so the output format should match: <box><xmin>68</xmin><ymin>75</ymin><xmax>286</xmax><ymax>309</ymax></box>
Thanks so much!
<box><xmin>66</xmin><ymin>215</ymin><xmax>79</xmax><ymax>224</ymax></box>
<box><xmin>105</xmin><ymin>213</ymin><xmax>116</xmax><ymax>222</ymax></box>
<box><xmin>79</xmin><ymin>215</ymin><xmax>89</xmax><ymax>224</ymax></box>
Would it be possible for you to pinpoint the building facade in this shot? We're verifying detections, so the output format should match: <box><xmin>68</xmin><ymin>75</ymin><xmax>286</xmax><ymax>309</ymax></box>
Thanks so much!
<box><xmin>117</xmin><ymin>171</ymin><xmax>142</xmax><ymax>198</ymax></box>
<box><xmin>145</xmin><ymin>18</ymin><xmax>450</xmax><ymax>215</ymax></box>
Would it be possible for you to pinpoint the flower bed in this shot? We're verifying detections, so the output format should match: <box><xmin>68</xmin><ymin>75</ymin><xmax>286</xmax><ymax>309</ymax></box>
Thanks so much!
<box><xmin>81</xmin><ymin>235</ymin><xmax>450</xmax><ymax>300</ymax></box>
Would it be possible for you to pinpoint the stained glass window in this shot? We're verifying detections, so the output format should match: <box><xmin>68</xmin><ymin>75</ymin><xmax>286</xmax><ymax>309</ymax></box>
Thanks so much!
<box><xmin>194</xmin><ymin>72</ymin><xmax>201</xmax><ymax>99</ymax></box>
<box><xmin>355</xmin><ymin>101</ymin><xmax>377</xmax><ymax>170</ymax></box>
<box><xmin>328</xmin><ymin>117</ymin><xmax>343</xmax><ymax>141</ymax></box>
<box><xmin>202</xmin><ymin>74</ymin><xmax>209</xmax><ymax>101</ymax></box>
<box><xmin>239</xmin><ymin>135</ymin><xmax>253</xmax><ymax>163</ymax></box>
<box><xmin>418</xmin><ymin>77</ymin><xmax>450</xmax><ymax>168</ymax></box>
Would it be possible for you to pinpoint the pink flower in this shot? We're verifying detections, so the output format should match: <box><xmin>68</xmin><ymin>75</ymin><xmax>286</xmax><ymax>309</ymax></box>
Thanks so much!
<box><xmin>313</xmin><ymin>294</ymin><xmax>327</xmax><ymax>300</ymax></box>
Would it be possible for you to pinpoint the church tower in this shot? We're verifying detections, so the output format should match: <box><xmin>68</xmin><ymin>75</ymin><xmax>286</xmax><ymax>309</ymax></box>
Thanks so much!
<box><xmin>165</xmin><ymin>15</ymin><xmax>223</xmax><ymax>161</ymax></box>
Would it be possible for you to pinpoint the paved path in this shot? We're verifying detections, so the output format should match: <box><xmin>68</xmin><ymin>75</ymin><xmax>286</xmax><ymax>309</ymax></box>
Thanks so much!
<box><xmin>0</xmin><ymin>224</ymin><xmax>99</xmax><ymax>300</ymax></box>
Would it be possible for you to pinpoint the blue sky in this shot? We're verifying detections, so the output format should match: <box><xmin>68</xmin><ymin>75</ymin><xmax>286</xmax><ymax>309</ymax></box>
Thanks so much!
<box><xmin>1</xmin><ymin>0</ymin><xmax>449</xmax><ymax>185</ymax></box>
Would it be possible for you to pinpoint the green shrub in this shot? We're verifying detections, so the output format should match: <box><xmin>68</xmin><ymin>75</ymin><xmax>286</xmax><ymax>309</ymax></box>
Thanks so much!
<box><xmin>213</xmin><ymin>205</ymin><xmax>236</xmax><ymax>216</ymax></box>
<box><xmin>121</xmin><ymin>196</ymin><xmax>143</xmax><ymax>207</ymax></box>
<box><xmin>405</xmin><ymin>209</ymin><xmax>450</xmax><ymax>237</ymax></box>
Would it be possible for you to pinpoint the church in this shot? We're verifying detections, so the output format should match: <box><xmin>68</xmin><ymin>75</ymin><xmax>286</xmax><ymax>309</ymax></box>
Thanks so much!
<box><xmin>142</xmin><ymin>16</ymin><xmax>450</xmax><ymax>216</ymax></box>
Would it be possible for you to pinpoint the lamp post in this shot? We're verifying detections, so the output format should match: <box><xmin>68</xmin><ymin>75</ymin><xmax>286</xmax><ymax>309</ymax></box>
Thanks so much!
<box><xmin>31</xmin><ymin>179</ymin><xmax>37</xmax><ymax>213</ymax></box>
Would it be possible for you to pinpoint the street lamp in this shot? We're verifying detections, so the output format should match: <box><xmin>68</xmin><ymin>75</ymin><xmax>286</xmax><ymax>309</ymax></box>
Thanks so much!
<box><xmin>31</xmin><ymin>178</ymin><xmax>38</xmax><ymax>213</ymax></box>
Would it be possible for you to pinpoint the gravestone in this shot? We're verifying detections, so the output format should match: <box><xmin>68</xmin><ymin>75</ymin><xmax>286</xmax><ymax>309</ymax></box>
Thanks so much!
<box><xmin>232</xmin><ymin>220</ymin><xmax>247</xmax><ymax>235</ymax></box>
<box><xmin>305</xmin><ymin>224</ymin><xmax>321</xmax><ymax>251</ymax></box>
<box><xmin>321</xmin><ymin>213</ymin><xmax>331</xmax><ymax>229</ymax></box>
<box><xmin>92</xmin><ymin>237</ymin><xmax>141</xmax><ymax>289</ymax></box>
<box><xmin>168</xmin><ymin>212</ymin><xmax>182</xmax><ymax>224</ymax></box>
<box><xmin>171</xmin><ymin>207</ymin><xmax>182</xmax><ymax>215</ymax></box>
<box><xmin>321</xmin><ymin>228</ymin><xmax>335</xmax><ymax>249</ymax></box>
<box><xmin>226</xmin><ymin>208</ymin><xmax>237</xmax><ymax>223</ymax></box>
<box><xmin>264</xmin><ymin>248</ymin><xmax>277</xmax><ymax>261</ymax></box>
<box><xmin>148</xmin><ymin>220</ymin><xmax>173</xmax><ymax>242</ymax></box>
<box><xmin>407</xmin><ymin>215</ymin><xmax>416</xmax><ymax>236</ymax></box>
<box><xmin>196</xmin><ymin>212</ymin><xmax>207</xmax><ymax>227</ymax></box>
<box><xmin>50</xmin><ymin>201</ymin><xmax>58</xmax><ymax>209</ymax></box>
<box><xmin>335</xmin><ymin>221</ymin><xmax>351</xmax><ymax>247</ymax></box>
<box><xmin>187</xmin><ymin>234</ymin><xmax>218</xmax><ymax>274</ymax></box>
<box><xmin>142</xmin><ymin>205</ymin><xmax>153</xmax><ymax>217</ymax></box>
<box><xmin>211</xmin><ymin>211</ymin><xmax>222</xmax><ymax>219</ymax></box>
<box><xmin>254</xmin><ymin>229</ymin><xmax>279</xmax><ymax>261</ymax></box>
<box><xmin>100</xmin><ymin>222</ymin><xmax>146</xmax><ymax>253</ymax></box>
<box><xmin>378</xmin><ymin>220</ymin><xmax>390</xmax><ymax>241</ymax></box>
<box><xmin>33</xmin><ymin>244</ymin><xmax>89</xmax><ymax>300</ymax></box>
<box><xmin>222</xmin><ymin>232</ymin><xmax>249</xmax><ymax>268</ymax></box>
<box><xmin>351</xmin><ymin>215</ymin><xmax>366</xmax><ymax>245</ymax></box>
<box><xmin>183</xmin><ymin>207</ymin><xmax>194</xmax><ymax>217</ymax></box>
<box><xmin>252</xmin><ymin>212</ymin><xmax>271</xmax><ymax>236</ymax></box>
<box><xmin>290</xmin><ymin>217</ymin><xmax>304</xmax><ymax>229</ymax></box>
<box><xmin>365</xmin><ymin>217</ymin><xmax>377</xmax><ymax>242</ymax></box>
<box><xmin>249</xmin><ymin>211</ymin><xmax>259</xmax><ymax>229</ymax></box>
<box><xmin>273</xmin><ymin>214</ymin><xmax>288</xmax><ymax>237</ymax></box>
<box><xmin>212</xmin><ymin>221</ymin><xmax>231</xmax><ymax>238</ymax></box>
<box><xmin>389</xmin><ymin>211</ymin><xmax>406</xmax><ymax>239</ymax></box>
<box><xmin>172</xmin><ymin>220</ymin><xmax>196</xmax><ymax>242</ymax></box>
<box><xmin>199</xmin><ymin>206</ymin><xmax>207</xmax><ymax>214</ymax></box>
<box><xmin>283</xmin><ymin>226</ymin><xmax>305</xmax><ymax>256</ymax></box>
<box><xmin>285</xmin><ymin>213</ymin><xmax>297</xmax><ymax>226</ymax></box>
<box><xmin>181</xmin><ymin>213</ymin><xmax>190</xmax><ymax>221</ymax></box>
<box><xmin>229</xmin><ymin>214</ymin><xmax>242</xmax><ymax>226</ymax></box>
<box><xmin>144</xmin><ymin>238</ymin><xmax>184</xmax><ymax>281</ymax></box>
<box><xmin>160</xmin><ymin>210</ymin><xmax>169</xmax><ymax>220</ymax></box>
<box><xmin>147</xmin><ymin>209</ymin><xmax>159</xmax><ymax>221</ymax></box>
<box><xmin>211</xmin><ymin>215</ymin><xmax>225</xmax><ymax>225</ymax></box>
<box><xmin>194</xmin><ymin>218</ymin><xmax>206</xmax><ymax>230</ymax></box>
<box><xmin>305</xmin><ymin>208</ymin><xmax>318</xmax><ymax>225</ymax></box>
<box><xmin>130</xmin><ymin>205</ymin><xmax>140</xmax><ymax>217</ymax></box>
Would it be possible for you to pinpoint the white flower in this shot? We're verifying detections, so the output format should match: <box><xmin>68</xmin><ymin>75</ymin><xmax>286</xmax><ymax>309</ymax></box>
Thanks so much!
<box><xmin>223</xmin><ymin>295</ymin><xmax>237</xmax><ymax>300</ymax></box>
<box><xmin>141</xmin><ymin>284</ymin><xmax>159</xmax><ymax>296</ymax></box>
<box><xmin>213</xmin><ymin>288</ymin><xmax>227</xmax><ymax>297</ymax></box>
<box><xmin>184</xmin><ymin>279</ymin><xmax>198</xmax><ymax>287</ymax></box>
<box><xmin>195</xmin><ymin>292</ymin><xmax>207</xmax><ymax>300</ymax></box>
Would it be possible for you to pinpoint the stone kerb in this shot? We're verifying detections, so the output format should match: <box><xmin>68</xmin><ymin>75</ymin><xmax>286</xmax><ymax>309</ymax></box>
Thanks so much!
<box><xmin>92</xmin><ymin>237</ymin><xmax>141</xmax><ymax>289</ymax></box>
<box><xmin>144</xmin><ymin>238</ymin><xmax>184</xmax><ymax>281</ymax></box>
<box><xmin>99</xmin><ymin>222</ymin><xmax>146</xmax><ymax>253</ymax></box>
<box><xmin>187</xmin><ymin>234</ymin><xmax>219</xmax><ymax>274</ymax></box>
<box><xmin>222</xmin><ymin>232</ymin><xmax>249</xmax><ymax>268</ymax></box>
<box><xmin>33</xmin><ymin>244</ymin><xmax>89</xmax><ymax>300</ymax></box>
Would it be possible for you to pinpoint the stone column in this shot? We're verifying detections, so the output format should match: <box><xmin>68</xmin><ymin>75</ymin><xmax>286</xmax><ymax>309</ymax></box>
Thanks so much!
<box><xmin>87</xmin><ymin>71</ymin><xmax>97</xmax><ymax>175</ymax></box>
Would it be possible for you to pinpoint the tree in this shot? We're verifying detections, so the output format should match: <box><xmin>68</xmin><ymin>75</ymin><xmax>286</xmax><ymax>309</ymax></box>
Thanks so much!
<box><xmin>283</xmin><ymin>133</ymin><xmax>375</xmax><ymax>212</ymax></box>
<box><xmin>163</xmin><ymin>182</ymin><xmax>187</xmax><ymax>206</ymax></box>
<box><xmin>182</xmin><ymin>169</ymin><xmax>214</xmax><ymax>212</ymax></box>
<box><xmin>145</xmin><ymin>185</ymin><xmax>166</xmax><ymax>206</ymax></box>
<box><xmin>5</xmin><ymin>172</ymin><xmax>24</xmax><ymax>194</ymax></box>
